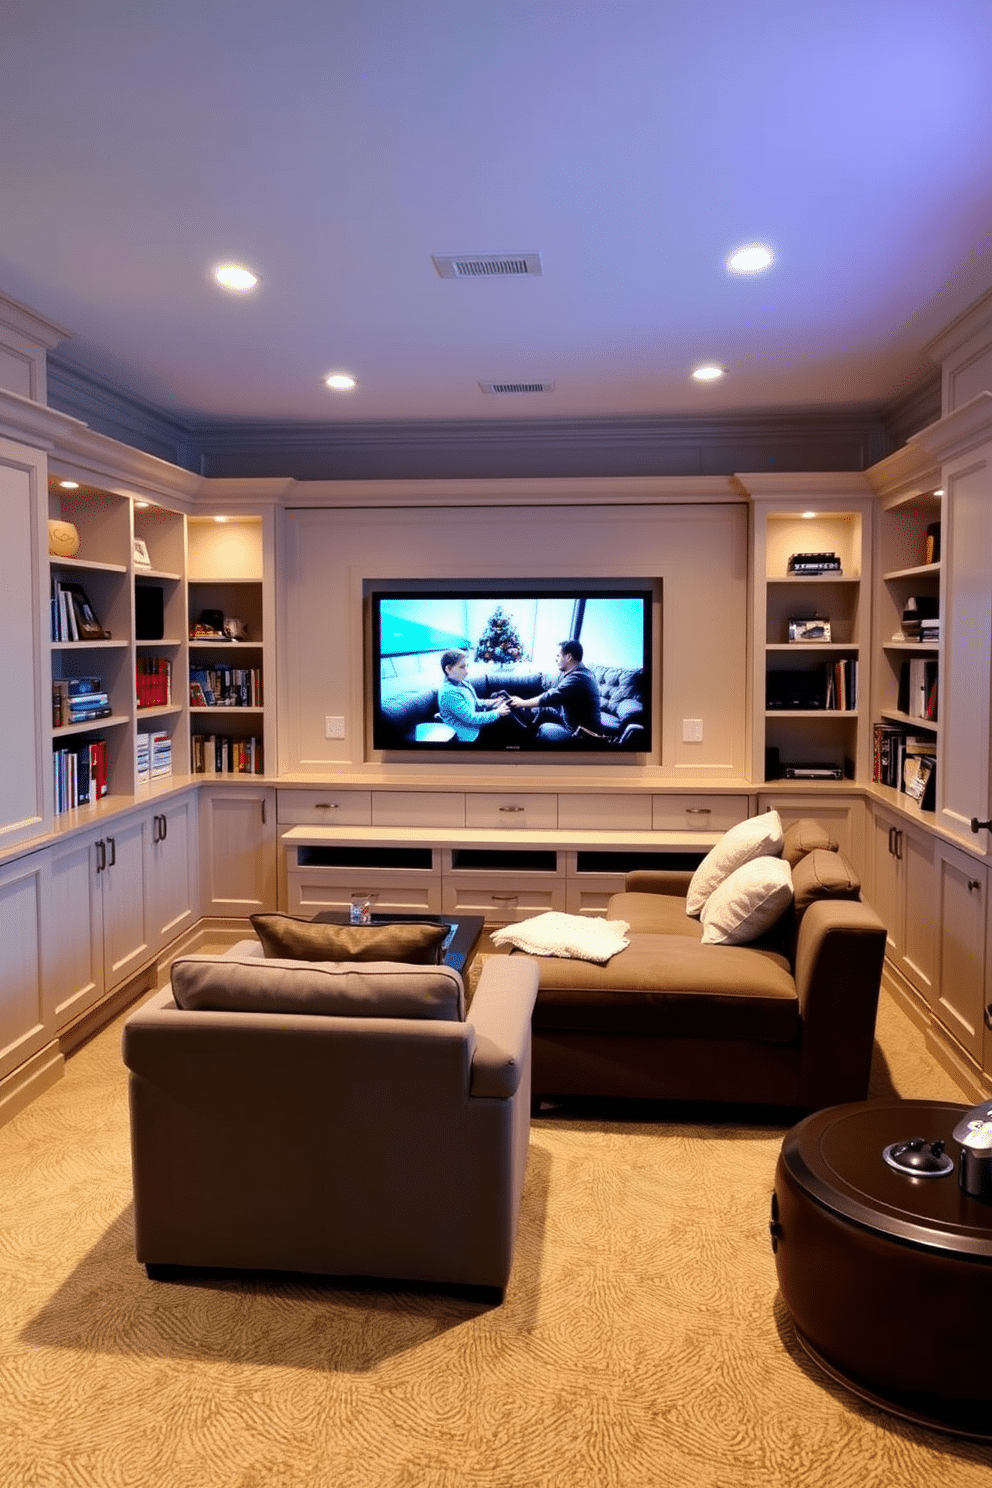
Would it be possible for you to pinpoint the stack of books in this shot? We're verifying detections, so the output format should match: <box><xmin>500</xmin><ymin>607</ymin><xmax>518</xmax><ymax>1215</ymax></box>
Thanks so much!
<box><xmin>136</xmin><ymin>729</ymin><xmax>173</xmax><ymax>782</ymax></box>
<box><xmin>53</xmin><ymin>676</ymin><xmax>113</xmax><ymax>727</ymax></box>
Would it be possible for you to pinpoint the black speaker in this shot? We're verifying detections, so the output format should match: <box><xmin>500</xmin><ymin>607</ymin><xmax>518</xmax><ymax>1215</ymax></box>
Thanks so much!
<box><xmin>135</xmin><ymin>585</ymin><xmax>164</xmax><ymax>641</ymax></box>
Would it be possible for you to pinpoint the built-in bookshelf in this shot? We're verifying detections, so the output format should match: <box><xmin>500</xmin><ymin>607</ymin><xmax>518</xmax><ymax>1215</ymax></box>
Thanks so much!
<box><xmin>751</xmin><ymin>494</ymin><xmax>872</xmax><ymax>784</ymax></box>
<box><xmin>48</xmin><ymin>482</ymin><xmax>133</xmax><ymax>810</ymax></box>
<box><xmin>872</xmin><ymin>485</ymin><xmax>942</xmax><ymax>809</ymax></box>
<box><xmin>187</xmin><ymin>516</ymin><xmax>267</xmax><ymax>776</ymax></box>
<box><xmin>133</xmin><ymin>500</ymin><xmax>187</xmax><ymax>781</ymax></box>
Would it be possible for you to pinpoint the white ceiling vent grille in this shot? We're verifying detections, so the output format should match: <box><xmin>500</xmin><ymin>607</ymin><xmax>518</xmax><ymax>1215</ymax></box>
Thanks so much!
<box><xmin>433</xmin><ymin>252</ymin><xmax>543</xmax><ymax>279</ymax></box>
<box><xmin>479</xmin><ymin>380</ymin><xmax>555</xmax><ymax>395</ymax></box>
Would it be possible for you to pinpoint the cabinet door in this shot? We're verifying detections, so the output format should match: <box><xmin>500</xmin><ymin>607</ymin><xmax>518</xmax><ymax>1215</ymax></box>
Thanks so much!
<box><xmin>44</xmin><ymin>830</ymin><xmax>104</xmax><ymax>1030</ymax></box>
<box><xmin>0</xmin><ymin>851</ymin><xmax>47</xmax><ymax>1080</ymax></box>
<box><xmin>199</xmin><ymin>786</ymin><xmax>277</xmax><ymax>916</ymax></box>
<box><xmin>939</xmin><ymin>441</ymin><xmax>992</xmax><ymax>848</ymax></box>
<box><xmin>0</xmin><ymin>439</ymin><xmax>49</xmax><ymax>851</ymax></box>
<box><xmin>100</xmin><ymin>815</ymin><xmax>152</xmax><ymax>988</ymax></box>
<box><xmin>760</xmin><ymin>793</ymin><xmax>865</xmax><ymax>877</ymax></box>
<box><xmin>868</xmin><ymin>806</ymin><xmax>936</xmax><ymax>1008</ymax></box>
<box><xmin>934</xmin><ymin>842</ymin><xmax>987</xmax><ymax>1066</ymax></box>
<box><xmin>146</xmin><ymin>792</ymin><xmax>198</xmax><ymax>950</ymax></box>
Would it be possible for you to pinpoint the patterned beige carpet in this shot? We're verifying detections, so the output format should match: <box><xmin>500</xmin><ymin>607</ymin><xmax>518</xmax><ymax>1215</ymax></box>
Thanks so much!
<box><xmin>2</xmin><ymin>972</ymin><xmax>991</xmax><ymax>1488</ymax></box>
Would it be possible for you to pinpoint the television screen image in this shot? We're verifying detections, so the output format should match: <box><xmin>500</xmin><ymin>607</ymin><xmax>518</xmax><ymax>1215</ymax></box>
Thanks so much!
<box><xmin>370</xmin><ymin>586</ymin><xmax>652</xmax><ymax>754</ymax></box>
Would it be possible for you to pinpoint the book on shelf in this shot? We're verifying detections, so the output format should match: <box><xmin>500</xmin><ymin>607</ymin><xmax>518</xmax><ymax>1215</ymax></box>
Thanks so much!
<box><xmin>135</xmin><ymin>731</ymin><xmax>151</xmax><ymax>783</ymax></box>
<box><xmin>191</xmin><ymin>732</ymin><xmax>264</xmax><ymax>776</ymax></box>
<box><xmin>50</xmin><ymin>579</ymin><xmax>108</xmax><ymax>642</ymax></box>
<box><xmin>189</xmin><ymin>664</ymin><xmax>262</xmax><ymax>707</ymax></box>
<box><xmin>872</xmin><ymin>722</ymin><xmax>937</xmax><ymax>808</ymax></box>
<box><xmin>53</xmin><ymin>675</ymin><xmax>114</xmax><ymax>726</ymax></box>
<box><xmin>52</xmin><ymin>737</ymin><xmax>108</xmax><ymax>813</ymax></box>
<box><xmin>898</xmin><ymin>657</ymin><xmax>938</xmax><ymax>719</ymax></box>
<box><xmin>136</xmin><ymin>656</ymin><xmax>172</xmax><ymax>709</ymax></box>
<box><xmin>189</xmin><ymin>668</ymin><xmax>216</xmax><ymax>705</ymax></box>
<box><xmin>150</xmin><ymin>729</ymin><xmax>173</xmax><ymax>778</ymax></box>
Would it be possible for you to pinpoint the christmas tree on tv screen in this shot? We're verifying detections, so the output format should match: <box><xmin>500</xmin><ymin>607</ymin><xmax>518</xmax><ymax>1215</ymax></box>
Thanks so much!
<box><xmin>475</xmin><ymin>607</ymin><xmax>525</xmax><ymax>665</ymax></box>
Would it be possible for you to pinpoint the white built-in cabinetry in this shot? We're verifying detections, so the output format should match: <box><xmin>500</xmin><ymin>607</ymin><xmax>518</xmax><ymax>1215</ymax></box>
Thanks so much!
<box><xmin>279</xmin><ymin>788</ymin><xmax>745</xmax><ymax>923</ymax></box>
<box><xmin>199</xmin><ymin>784</ymin><xmax>277</xmax><ymax>917</ymax></box>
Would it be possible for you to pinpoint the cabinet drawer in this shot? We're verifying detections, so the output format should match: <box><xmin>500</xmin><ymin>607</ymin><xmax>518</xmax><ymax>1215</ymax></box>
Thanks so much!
<box><xmin>651</xmin><ymin>795</ymin><xmax>749</xmax><ymax>832</ymax></box>
<box><xmin>557</xmin><ymin>794</ymin><xmax>652</xmax><ymax>831</ymax></box>
<box><xmin>442</xmin><ymin>875</ymin><xmax>566</xmax><ymax>923</ymax></box>
<box><xmin>464</xmin><ymin>793</ymin><xmax>558</xmax><ymax>830</ymax></box>
<box><xmin>277</xmin><ymin>789</ymin><xmax>372</xmax><ymax>826</ymax></box>
<box><xmin>372</xmin><ymin>792</ymin><xmax>465</xmax><ymax>828</ymax></box>
<box><xmin>285</xmin><ymin>868</ymin><xmax>443</xmax><ymax>917</ymax></box>
<box><xmin>565</xmin><ymin>875</ymin><xmax>627</xmax><ymax>917</ymax></box>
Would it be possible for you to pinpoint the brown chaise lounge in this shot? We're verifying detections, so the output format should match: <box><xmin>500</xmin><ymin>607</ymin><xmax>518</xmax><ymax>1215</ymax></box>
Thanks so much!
<box><xmin>527</xmin><ymin>819</ymin><xmax>887</xmax><ymax>1113</ymax></box>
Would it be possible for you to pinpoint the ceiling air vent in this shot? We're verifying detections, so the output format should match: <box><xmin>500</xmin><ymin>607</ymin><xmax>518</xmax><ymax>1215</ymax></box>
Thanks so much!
<box><xmin>479</xmin><ymin>380</ymin><xmax>555</xmax><ymax>395</ymax></box>
<box><xmin>433</xmin><ymin>252</ymin><xmax>543</xmax><ymax>279</ymax></box>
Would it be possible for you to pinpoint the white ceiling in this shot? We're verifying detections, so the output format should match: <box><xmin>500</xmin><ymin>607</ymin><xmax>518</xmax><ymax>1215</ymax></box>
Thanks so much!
<box><xmin>2</xmin><ymin>0</ymin><xmax>992</xmax><ymax>429</ymax></box>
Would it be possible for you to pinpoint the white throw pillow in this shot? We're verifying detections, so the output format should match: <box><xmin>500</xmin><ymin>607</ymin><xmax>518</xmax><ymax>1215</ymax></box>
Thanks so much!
<box><xmin>685</xmin><ymin>809</ymin><xmax>784</xmax><ymax>917</ymax></box>
<box><xmin>699</xmin><ymin>856</ymin><xmax>794</xmax><ymax>946</ymax></box>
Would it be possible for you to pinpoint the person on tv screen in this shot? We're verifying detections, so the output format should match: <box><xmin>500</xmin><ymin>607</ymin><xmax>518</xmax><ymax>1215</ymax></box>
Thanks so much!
<box><xmin>508</xmin><ymin>640</ymin><xmax>602</xmax><ymax>741</ymax></box>
<box><xmin>437</xmin><ymin>649</ymin><xmax>511</xmax><ymax>742</ymax></box>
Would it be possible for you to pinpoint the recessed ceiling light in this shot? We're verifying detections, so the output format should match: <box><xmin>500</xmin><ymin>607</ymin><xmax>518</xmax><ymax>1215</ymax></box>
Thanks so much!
<box><xmin>324</xmin><ymin>372</ymin><xmax>357</xmax><ymax>392</ymax></box>
<box><xmin>212</xmin><ymin>262</ymin><xmax>259</xmax><ymax>292</ymax></box>
<box><xmin>692</xmin><ymin>364</ymin><xmax>725</xmax><ymax>382</ymax></box>
<box><xmin>214</xmin><ymin>515</ymin><xmax>229</xmax><ymax>524</ymax></box>
<box><xmin>727</xmin><ymin>243</ymin><xmax>773</xmax><ymax>274</ymax></box>
<box><xmin>802</xmin><ymin>510</ymin><xmax>818</xmax><ymax>519</ymax></box>
<box><xmin>58</xmin><ymin>479</ymin><xmax>79</xmax><ymax>489</ymax></box>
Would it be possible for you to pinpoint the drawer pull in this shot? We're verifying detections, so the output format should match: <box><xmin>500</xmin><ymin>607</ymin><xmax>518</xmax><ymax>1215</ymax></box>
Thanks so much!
<box><xmin>315</xmin><ymin>802</ymin><xmax>338</xmax><ymax>810</ymax></box>
<box><xmin>490</xmin><ymin>892</ymin><xmax>519</xmax><ymax>901</ymax></box>
<box><xmin>972</xmin><ymin>817</ymin><xmax>992</xmax><ymax>833</ymax></box>
<box><xmin>968</xmin><ymin>879</ymin><xmax>982</xmax><ymax>893</ymax></box>
<box><xmin>498</xmin><ymin>805</ymin><xmax>525</xmax><ymax>814</ymax></box>
<box><xmin>684</xmin><ymin>807</ymin><xmax>711</xmax><ymax>815</ymax></box>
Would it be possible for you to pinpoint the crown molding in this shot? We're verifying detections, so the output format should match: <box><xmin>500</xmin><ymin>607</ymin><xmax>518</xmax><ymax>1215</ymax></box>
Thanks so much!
<box><xmin>43</xmin><ymin>356</ymin><xmax>895</xmax><ymax>482</ymax></box>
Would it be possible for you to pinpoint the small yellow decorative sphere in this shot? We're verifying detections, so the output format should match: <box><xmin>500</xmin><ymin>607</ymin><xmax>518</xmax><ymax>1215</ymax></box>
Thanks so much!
<box><xmin>48</xmin><ymin>519</ymin><xmax>80</xmax><ymax>558</ymax></box>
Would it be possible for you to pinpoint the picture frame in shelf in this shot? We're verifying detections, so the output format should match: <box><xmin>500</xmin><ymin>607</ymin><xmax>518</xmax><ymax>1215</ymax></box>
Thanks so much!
<box><xmin>133</xmin><ymin>537</ymin><xmax>152</xmax><ymax>569</ymax></box>
<box><xmin>788</xmin><ymin>617</ymin><xmax>831</xmax><ymax>643</ymax></box>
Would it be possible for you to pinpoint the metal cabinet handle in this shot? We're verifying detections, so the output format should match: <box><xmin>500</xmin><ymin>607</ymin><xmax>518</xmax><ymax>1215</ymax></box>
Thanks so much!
<box><xmin>106</xmin><ymin>836</ymin><xmax>116</xmax><ymax>867</ymax></box>
<box><xmin>968</xmin><ymin>879</ymin><xmax>981</xmax><ymax>893</ymax></box>
<box><xmin>972</xmin><ymin>817</ymin><xmax>992</xmax><ymax>833</ymax></box>
<box><xmin>986</xmin><ymin>1006</ymin><xmax>992</xmax><ymax>1031</ymax></box>
<box><xmin>490</xmin><ymin>892</ymin><xmax>519</xmax><ymax>901</ymax></box>
<box><xmin>95</xmin><ymin>839</ymin><xmax>106</xmax><ymax>873</ymax></box>
<box><xmin>315</xmin><ymin>802</ymin><xmax>338</xmax><ymax>810</ymax></box>
<box><xmin>498</xmin><ymin>805</ymin><xmax>525</xmax><ymax>814</ymax></box>
<box><xmin>685</xmin><ymin>807</ymin><xmax>711</xmax><ymax>815</ymax></box>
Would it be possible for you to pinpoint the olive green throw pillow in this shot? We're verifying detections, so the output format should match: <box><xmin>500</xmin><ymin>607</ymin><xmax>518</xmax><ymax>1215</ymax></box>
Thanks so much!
<box><xmin>249</xmin><ymin>913</ymin><xmax>448</xmax><ymax>964</ymax></box>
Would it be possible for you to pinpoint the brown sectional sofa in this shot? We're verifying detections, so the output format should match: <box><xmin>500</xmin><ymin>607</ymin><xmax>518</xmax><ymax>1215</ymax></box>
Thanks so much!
<box><xmin>528</xmin><ymin>819</ymin><xmax>887</xmax><ymax>1113</ymax></box>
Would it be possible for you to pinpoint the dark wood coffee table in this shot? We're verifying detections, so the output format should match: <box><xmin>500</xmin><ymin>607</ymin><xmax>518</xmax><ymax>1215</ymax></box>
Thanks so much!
<box><xmin>310</xmin><ymin>910</ymin><xmax>485</xmax><ymax>975</ymax></box>
<box><xmin>773</xmin><ymin>1098</ymin><xmax>992</xmax><ymax>1440</ymax></box>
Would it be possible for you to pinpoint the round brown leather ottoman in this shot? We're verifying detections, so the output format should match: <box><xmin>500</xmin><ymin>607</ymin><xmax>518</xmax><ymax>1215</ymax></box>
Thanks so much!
<box><xmin>772</xmin><ymin>1099</ymin><xmax>992</xmax><ymax>1439</ymax></box>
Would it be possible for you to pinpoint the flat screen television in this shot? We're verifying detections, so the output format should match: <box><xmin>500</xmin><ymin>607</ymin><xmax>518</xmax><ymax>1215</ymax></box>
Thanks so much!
<box><xmin>369</xmin><ymin>583</ymin><xmax>654</xmax><ymax>755</ymax></box>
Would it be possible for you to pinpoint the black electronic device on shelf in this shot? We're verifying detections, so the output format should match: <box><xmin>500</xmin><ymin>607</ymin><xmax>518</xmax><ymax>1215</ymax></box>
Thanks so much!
<box><xmin>787</xmin><ymin>552</ymin><xmax>843</xmax><ymax>575</ymax></box>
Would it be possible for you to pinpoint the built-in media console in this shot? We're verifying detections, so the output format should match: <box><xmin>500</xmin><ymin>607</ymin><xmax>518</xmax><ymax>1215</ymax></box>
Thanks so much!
<box><xmin>367</xmin><ymin>580</ymin><xmax>655</xmax><ymax>757</ymax></box>
<box><xmin>278</xmin><ymin>789</ymin><xmax>750</xmax><ymax>925</ymax></box>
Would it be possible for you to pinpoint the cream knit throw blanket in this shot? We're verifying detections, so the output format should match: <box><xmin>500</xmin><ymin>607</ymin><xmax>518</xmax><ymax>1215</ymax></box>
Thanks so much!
<box><xmin>490</xmin><ymin>911</ymin><xmax>630</xmax><ymax>964</ymax></box>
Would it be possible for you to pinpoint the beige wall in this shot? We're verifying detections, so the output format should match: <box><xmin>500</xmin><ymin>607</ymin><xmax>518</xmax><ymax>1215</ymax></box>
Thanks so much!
<box><xmin>278</xmin><ymin>500</ymin><xmax>749</xmax><ymax>783</ymax></box>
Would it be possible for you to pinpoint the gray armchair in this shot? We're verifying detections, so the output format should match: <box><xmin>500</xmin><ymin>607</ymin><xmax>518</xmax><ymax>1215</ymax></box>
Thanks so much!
<box><xmin>122</xmin><ymin>948</ymin><xmax>539</xmax><ymax>1297</ymax></box>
